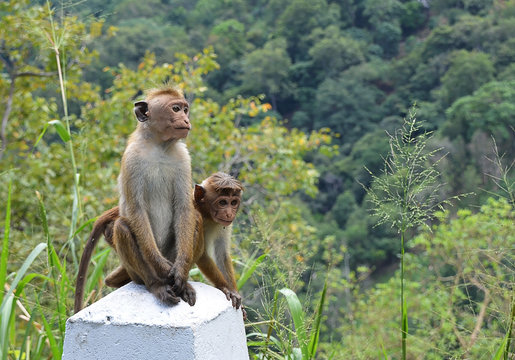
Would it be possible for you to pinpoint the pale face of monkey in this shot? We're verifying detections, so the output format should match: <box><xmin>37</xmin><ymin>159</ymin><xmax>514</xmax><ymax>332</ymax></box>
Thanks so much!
<box><xmin>209</xmin><ymin>190</ymin><xmax>241</xmax><ymax>226</ymax></box>
<box><xmin>149</xmin><ymin>94</ymin><xmax>190</xmax><ymax>141</ymax></box>
<box><xmin>194</xmin><ymin>174</ymin><xmax>243</xmax><ymax>227</ymax></box>
<box><xmin>135</xmin><ymin>94</ymin><xmax>191</xmax><ymax>142</ymax></box>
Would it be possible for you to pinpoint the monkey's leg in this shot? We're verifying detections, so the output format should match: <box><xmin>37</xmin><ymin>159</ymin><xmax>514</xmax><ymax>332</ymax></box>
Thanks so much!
<box><xmin>112</xmin><ymin>218</ymin><xmax>180</xmax><ymax>305</ymax></box>
<box><xmin>197</xmin><ymin>253</ymin><xmax>242</xmax><ymax>309</ymax></box>
<box><xmin>105</xmin><ymin>265</ymin><xmax>131</xmax><ymax>288</ymax></box>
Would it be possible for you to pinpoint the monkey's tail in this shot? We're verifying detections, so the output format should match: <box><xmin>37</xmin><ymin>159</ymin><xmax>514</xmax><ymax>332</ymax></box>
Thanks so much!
<box><xmin>74</xmin><ymin>206</ymin><xmax>119</xmax><ymax>313</ymax></box>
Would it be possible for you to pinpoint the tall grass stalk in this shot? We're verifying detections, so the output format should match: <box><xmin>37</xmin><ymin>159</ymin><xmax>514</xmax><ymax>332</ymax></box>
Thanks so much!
<box><xmin>36</xmin><ymin>191</ymin><xmax>70</xmax><ymax>358</ymax></box>
<box><xmin>363</xmin><ymin>106</ymin><xmax>462</xmax><ymax>359</ymax></box>
<box><xmin>44</xmin><ymin>1</ymin><xmax>82</xmax><ymax>265</ymax></box>
<box><xmin>504</xmin><ymin>298</ymin><xmax>514</xmax><ymax>360</ymax></box>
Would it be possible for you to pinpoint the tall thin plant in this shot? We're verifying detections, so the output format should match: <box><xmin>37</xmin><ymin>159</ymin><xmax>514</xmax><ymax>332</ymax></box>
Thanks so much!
<box><xmin>42</xmin><ymin>1</ymin><xmax>82</xmax><ymax>265</ymax></box>
<box><xmin>363</xmin><ymin>106</ymin><xmax>461</xmax><ymax>359</ymax></box>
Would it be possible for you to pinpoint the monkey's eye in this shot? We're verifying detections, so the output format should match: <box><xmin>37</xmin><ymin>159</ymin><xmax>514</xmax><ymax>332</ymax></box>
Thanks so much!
<box><xmin>219</xmin><ymin>200</ymin><xmax>228</xmax><ymax>206</ymax></box>
<box><xmin>172</xmin><ymin>105</ymin><xmax>181</xmax><ymax>112</ymax></box>
<box><xmin>231</xmin><ymin>200</ymin><xmax>238</xmax><ymax>206</ymax></box>
<box><xmin>184</xmin><ymin>107</ymin><xmax>189</xmax><ymax>114</ymax></box>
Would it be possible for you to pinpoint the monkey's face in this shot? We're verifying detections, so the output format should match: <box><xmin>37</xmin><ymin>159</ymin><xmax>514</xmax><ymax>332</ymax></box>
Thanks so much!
<box><xmin>195</xmin><ymin>185</ymin><xmax>242</xmax><ymax>226</ymax></box>
<box><xmin>134</xmin><ymin>94</ymin><xmax>191</xmax><ymax>142</ymax></box>
<box><xmin>209</xmin><ymin>191</ymin><xmax>241</xmax><ymax>226</ymax></box>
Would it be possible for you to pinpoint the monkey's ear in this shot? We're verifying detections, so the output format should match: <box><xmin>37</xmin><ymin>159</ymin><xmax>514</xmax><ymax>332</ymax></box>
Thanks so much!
<box><xmin>134</xmin><ymin>101</ymin><xmax>149</xmax><ymax>122</ymax></box>
<box><xmin>194</xmin><ymin>184</ymin><xmax>206</xmax><ymax>204</ymax></box>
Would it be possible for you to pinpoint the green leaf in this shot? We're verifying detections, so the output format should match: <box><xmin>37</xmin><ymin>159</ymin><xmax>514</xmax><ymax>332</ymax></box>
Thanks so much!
<box><xmin>189</xmin><ymin>267</ymin><xmax>201</xmax><ymax>277</ymax></box>
<box><xmin>37</xmin><ymin>297</ymin><xmax>62</xmax><ymax>359</ymax></box>
<box><xmin>492</xmin><ymin>333</ymin><xmax>508</xmax><ymax>360</ymax></box>
<box><xmin>0</xmin><ymin>243</ymin><xmax>47</xmax><ymax>359</ymax></box>
<box><xmin>86</xmin><ymin>248</ymin><xmax>111</xmax><ymax>294</ymax></box>
<box><xmin>279</xmin><ymin>288</ymin><xmax>309</xmax><ymax>359</ymax></box>
<box><xmin>381</xmin><ymin>342</ymin><xmax>389</xmax><ymax>360</ymax></box>
<box><xmin>48</xmin><ymin>119</ymin><xmax>71</xmax><ymax>142</ymax></box>
<box><xmin>0</xmin><ymin>243</ymin><xmax>47</xmax><ymax>313</ymax></box>
<box><xmin>237</xmin><ymin>253</ymin><xmax>267</xmax><ymax>289</ymax></box>
<box><xmin>308</xmin><ymin>278</ymin><xmax>327</xmax><ymax>358</ymax></box>
<box><xmin>0</xmin><ymin>294</ymin><xmax>14</xmax><ymax>359</ymax></box>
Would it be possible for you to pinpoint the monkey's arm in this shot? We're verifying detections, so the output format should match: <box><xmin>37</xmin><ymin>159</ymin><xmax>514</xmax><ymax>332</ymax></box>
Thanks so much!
<box><xmin>169</xmin><ymin>198</ymin><xmax>197</xmax><ymax>294</ymax></box>
<box><xmin>196</xmin><ymin>253</ymin><xmax>242</xmax><ymax>309</ymax></box>
<box><xmin>219</xmin><ymin>252</ymin><xmax>238</xmax><ymax>292</ymax></box>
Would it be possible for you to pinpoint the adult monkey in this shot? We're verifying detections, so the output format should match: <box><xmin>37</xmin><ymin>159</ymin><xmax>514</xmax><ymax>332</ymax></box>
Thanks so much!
<box><xmin>75</xmin><ymin>86</ymin><xmax>197</xmax><ymax>311</ymax></box>
<box><xmin>75</xmin><ymin>173</ymin><xmax>246</xmax><ymax>317</ymax></box>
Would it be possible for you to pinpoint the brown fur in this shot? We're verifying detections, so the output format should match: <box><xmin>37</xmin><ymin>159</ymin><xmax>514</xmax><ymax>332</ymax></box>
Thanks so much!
<box><xmin>74</xmin><ymin>87</ymin><xmax>197</xmax><ymax>313</ymax></box>
<box><xmin>75</xmin><ymin>173</ymin><xmax>246</xmax><ymax>319</ymax></box>
<box><xmin>193</xmin><ymin>173</ymin><xmax>245</xmax><ymax>316</ymax></box>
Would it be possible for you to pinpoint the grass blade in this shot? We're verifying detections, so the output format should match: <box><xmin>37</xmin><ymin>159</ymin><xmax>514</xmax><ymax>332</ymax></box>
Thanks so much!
<box><xmin>86</xmin><ymin>247</ymin><xmax>111</xmax><ymax>294</ymax></box>
<box><xmin>0</xmin><ymin>180</ymin><xmax>12</xmax><ymax>305</ymax></box>
<box><xmin>36</xmin><ymin>297</ymin><xmax>62</xmax><ymax>360</ymax></box>
<box><xmin>493</xmin><ymin>334</ymin><xmax>508</xmax><ymax>360</ymax></box>
<box><xmin>70</xmin><ymin>217</ymin><xmax>97</xmax><ymax>242</ymax></box>
<box><xmin>237</xmin><ymin>253</ymin><xmax>267</xmax><ymax>289</ymax></box>
<box><xmin>0</xmin><ymin>294</ymin><xmax>14</xmax><ymax>359</ymax></box>
<box><xmin>0</xmin><ymin>243</ymin><xmax>47</xmax><ymax>360</ymax></box>
<box><xmin>32</xmin><ymin>122</ymin><xmax>51</xmax><ymax>149</ymax></box>
<box><xmin>0</xmin><ymin>243</ymin><xmax>47</xmax><ymax>313</ymax></box>
<box><xmin>308</xmin><ymin>278</ymin><xmax>327</xmax><ymax>358</ymax></box>
<box><xmin>48</xmin><ymin>119</ymin><xmax>71</xmax><ymax>142</ymax></box>
<box><xmin>16</xmin><ymin>305</ymin><xmax>37</xmax><ymax>360</ymax></box>
<box><xmin>246</xmin><ymin>332</ymin><xmax>282</xmax><ymax>349</ymax></box>
<box><xmin>381</xmin><ymin>342</ymin><xmax>389</xmax><ymax>360</ymax></box>
<box><xmin>494</xmin><ymin>297</ymin><xmax>515</xmax><ymax>360</ymax></box>
<box><xmin>279</xmin><ymin>288</ymin><xmax>309</xmax><ymax>359</ymax></box>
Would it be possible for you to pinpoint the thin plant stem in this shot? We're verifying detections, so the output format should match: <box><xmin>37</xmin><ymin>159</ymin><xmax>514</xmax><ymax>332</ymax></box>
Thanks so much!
<box><xmin>401</xmin><ymin>229</ymin><xmax>406</xmax><ymax>360</ymax></box>
<box><xmin>46</xmin><ymin>1</ymin><xmax>81</xmax><ymax>265</ymax></box>
<box><xmin>505</xmin><ymin>296</ymin><xmax>515</xmax><ymax>360</ymax></box>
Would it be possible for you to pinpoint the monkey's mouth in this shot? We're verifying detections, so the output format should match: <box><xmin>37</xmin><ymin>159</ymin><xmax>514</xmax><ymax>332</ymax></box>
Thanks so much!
<box><xmin>215</xmin><ymin>218</ymin><xmax>233</xmax><ymax>226</ymax></box>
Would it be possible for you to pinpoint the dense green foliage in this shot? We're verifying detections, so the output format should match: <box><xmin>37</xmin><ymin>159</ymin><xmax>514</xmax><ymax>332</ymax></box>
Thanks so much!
<box><xmin>0</xmin><ymin>0</ymin><xmax>514</xmax><ymax>358</ymax></box>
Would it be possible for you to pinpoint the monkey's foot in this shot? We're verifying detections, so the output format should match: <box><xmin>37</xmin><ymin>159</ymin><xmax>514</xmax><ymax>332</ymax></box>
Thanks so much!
<box><xmin>151</xmin><ymin>284</ymin><xmax>180</xmax><ymax>305</ymax></box>
<box><xmin>181</xmin><ymin>283</ymin><xmax>196</xmax><ymax>306</ymax></box>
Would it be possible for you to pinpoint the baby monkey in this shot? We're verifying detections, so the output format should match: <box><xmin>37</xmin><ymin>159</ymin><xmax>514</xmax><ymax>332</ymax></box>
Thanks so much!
<box><xmin>75</xmin><ymin>172</ymin><xmax>245</xmax><ymax>317</ymax></box>
<box><xmin>192</xmin><ymin>172</ymin><xmax>245</xmax><ymax>313</ymax></box>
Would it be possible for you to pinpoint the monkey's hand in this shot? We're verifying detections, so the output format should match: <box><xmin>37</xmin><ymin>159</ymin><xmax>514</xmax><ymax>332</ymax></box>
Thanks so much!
<box><xmin>221</xmin><ymin>287</ymin><xmax>242</xmax><ymax>310</ymax></box>
<box><xmin>181</xmin><ymin>282</ymin><xmax>196</xmax><ymax>306</ymax></box>
<box><xmin>150</xmin><ymin>283</ymin><xmax>180</xmax><ymax>306</ymax></box>
<box><xmin>241</xmin><ymin>305</ymin><xmax>247</xmax><ymax>321</ymax></box>
<box><xmin>168</xmin><ymin>265</ymin><xmax>196</xmax><ymax>305</ymax></box>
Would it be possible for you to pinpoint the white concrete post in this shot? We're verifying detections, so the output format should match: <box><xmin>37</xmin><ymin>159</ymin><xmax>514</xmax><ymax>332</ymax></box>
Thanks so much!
<box><xmin>63</xmin><ymin>282</ymin><xmax>249</xmax><ymax>360</ymax></box>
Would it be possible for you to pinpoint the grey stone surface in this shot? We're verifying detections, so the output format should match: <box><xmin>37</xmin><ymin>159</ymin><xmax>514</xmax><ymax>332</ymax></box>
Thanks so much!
<box><xmin>63</xmin><ymin>282</ymin><xmax>248</xmax><ymax>360</ymax></box>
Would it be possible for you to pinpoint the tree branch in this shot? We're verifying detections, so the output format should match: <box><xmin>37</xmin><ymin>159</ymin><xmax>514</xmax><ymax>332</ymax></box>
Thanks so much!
<box><xmin>16</xmin><ymin>71</ymin><xmax>56</xmax><ymax>77</ymax></box>
<box><xmin>468</xmin><ymin>277</ymin><xmax>491</xmax><ymax>349</ymax></box>
<box><xmin>0</xmin><ymin>76</ymin><xmax>16</xmax><ymax>160</ymax></box>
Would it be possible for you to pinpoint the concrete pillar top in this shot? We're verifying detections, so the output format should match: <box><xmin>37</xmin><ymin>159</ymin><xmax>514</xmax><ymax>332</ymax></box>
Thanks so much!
<box><xmin>63</xmin><ymin>282</ymin><xmax>249</xmax><ymax>360</ymax></box>
<box><xmin>69</xmin><ymin>282</ymin><xmax>238</xmax><ymax>328</ymax></box>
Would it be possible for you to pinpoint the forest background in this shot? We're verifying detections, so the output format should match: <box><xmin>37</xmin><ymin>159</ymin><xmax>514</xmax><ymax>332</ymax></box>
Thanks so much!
<box><xmin>0</xmin><ymin>0</ymin><xmax>514</xmax><ymax>359</ymax></box>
